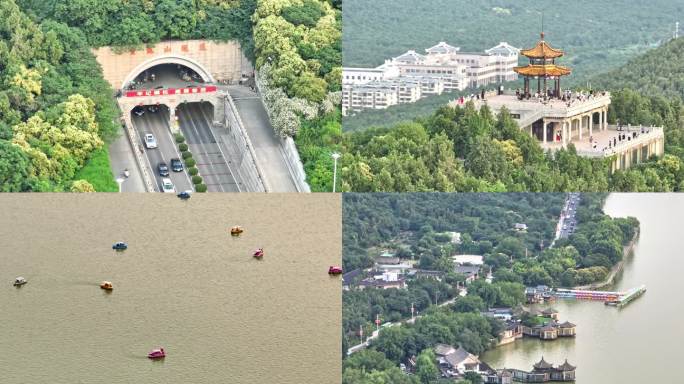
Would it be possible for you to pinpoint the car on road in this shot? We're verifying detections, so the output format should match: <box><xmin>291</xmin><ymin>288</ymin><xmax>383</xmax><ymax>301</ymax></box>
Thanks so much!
<box><xmin>158</xmin><ymin>162</ymin><xmax>169</xmax><ymax>177</ymax></box>
<box><xmin>148</xmin><ymin>105</ymin><xmax>159</xmax><ymax>113</ymax></box>
<box><xmin>144</xmin><ymin>133</ymin><xmax>157</xmax><ymax>149</ymax></box>
<box><xmin>170</xmin><ymin>158</ymin><xmax>183</xmax><ymax>172</ymax></box>
<box><xmin>132</xmin><ymin>106</ymin><xmax>145</xmax><ymax>116</ymax></box>
<box><xmin>161</xmin><ymin>178</ymin><xmax>175</xmax><ymax>194</ymax></box>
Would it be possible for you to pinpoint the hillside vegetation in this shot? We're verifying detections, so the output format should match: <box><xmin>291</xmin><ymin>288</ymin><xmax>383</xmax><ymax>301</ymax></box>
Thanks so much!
<box><xmin>0</xmin><ymin>0</ymin><xmax>119</xmax><ymax>191</ymax></box>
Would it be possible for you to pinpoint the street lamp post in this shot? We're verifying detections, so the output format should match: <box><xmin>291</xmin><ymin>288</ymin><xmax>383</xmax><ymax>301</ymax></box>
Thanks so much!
<box><xmin>116</xmin><ymin>177</ymin><xmax>125</xmax><ymax>193</ymax></box>
<box><xmin>331</xmin><ymin>152</ymin><xmax>341</xmax><ymax>193</ymax></box>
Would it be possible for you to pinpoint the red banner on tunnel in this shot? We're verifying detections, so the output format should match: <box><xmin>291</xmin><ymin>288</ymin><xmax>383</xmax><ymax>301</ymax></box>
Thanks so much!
<box><xmin>125</xmin><ymin>86</ymin><xmax>217</xmax><ymax>98</ymax></box>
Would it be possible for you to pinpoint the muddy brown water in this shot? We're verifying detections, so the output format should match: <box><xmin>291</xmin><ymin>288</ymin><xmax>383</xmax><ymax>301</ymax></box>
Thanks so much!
<box><xmin>0</xmin><ymin>194</ymin><xmax>341</xmax><ymax>384</ymax></box>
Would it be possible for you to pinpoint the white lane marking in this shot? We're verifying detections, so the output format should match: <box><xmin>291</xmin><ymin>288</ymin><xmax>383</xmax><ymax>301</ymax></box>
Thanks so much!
<box><xmin>179</xmin><ymin>104</ymin><xmax>225</xmax><ymax>192</ymax></box>
<box><xmin>161</xmin><ymin>109</ymin><xmax>194</xmax><ymax>191</ymax></box>
<box><xmin>197</xmin><ymin>103</ymin><xmax>240</xmax><ymax>192</ymax></box>
<box><xmin>133</xmin><ymin>115</ymin><xmax>160</xmax><ymax>192</ymax></box>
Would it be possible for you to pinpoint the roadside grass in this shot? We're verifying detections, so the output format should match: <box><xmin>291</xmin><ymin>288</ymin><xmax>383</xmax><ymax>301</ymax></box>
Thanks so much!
<box><xmin>74</xmin><ymin>147</ymin><xmax>118</xmax><ymax>192</ymax></box>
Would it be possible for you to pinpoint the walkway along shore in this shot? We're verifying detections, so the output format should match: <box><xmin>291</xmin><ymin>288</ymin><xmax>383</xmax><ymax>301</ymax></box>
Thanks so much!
<box><xmin>573</xmin><ymin>229</ymin><xmax>640</xmax><ymax>290</ymax></box>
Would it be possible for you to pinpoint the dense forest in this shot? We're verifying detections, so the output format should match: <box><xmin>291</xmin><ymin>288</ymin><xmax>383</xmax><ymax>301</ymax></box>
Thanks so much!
<box><xmin>341</xmin><ymin>88</ymin><xmax>684</xmax><ymax>192</ymax></box>
<box><xmin>2</xmin><ymin>0</ymin><xmax>341</xmax><ymax>192</ymax></box>
<box><xmin>342</xmin><ymin>193</ymin><xmax>639</xmax><ymax>383</ymax></box>
<box><xmin>0</xmin><ymin>0</ymin><xmax>119</xmax><ymax>191</ymax></box>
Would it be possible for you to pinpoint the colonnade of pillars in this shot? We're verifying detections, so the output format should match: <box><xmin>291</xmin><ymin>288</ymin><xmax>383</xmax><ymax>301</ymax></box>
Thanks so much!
<box><xmin>536</xmin><ymin>107</ymin><xmax>609</xmax><ymax>145</ymax></box>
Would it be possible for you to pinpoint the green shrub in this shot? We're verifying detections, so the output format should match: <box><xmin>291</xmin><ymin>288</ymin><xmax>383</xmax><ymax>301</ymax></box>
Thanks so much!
<box><xmin>175</xmin><ymin>134</ymin><xmax>185</xmax><ymax>143</ymax></box>
<box><xmin>185</xmin><ymin>158</ymin><xmax>196</xmax><ymax>167</ymax></box>
<box><xmin>195</xmin><ymin>184</ymin><xmax>207</xmax><ymax>192</ymax></box>
<box><xmin>182</xmin><ymin>151</ymin><xmax>193</xmax><ymax>159</ymax></box>
<box><xmin>192</xmin><ymin>175</ymin><xmax>203</xmax><ymax>184</ymax></box>
<box><xmin>188</xmin><ymin>167</ymin><xmax>199</xmax><ymax>176</ymax></box>
<box><xmin>178</xmin><ymin>143</ymin><xmax>188</xmax><ymax>152</ymax></box>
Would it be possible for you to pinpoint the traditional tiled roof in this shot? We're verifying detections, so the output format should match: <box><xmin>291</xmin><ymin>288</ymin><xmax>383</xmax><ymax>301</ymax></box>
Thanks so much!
<box><xmin>558</xmin><ymin>359</ymin><xmax>576</xmax><ymax>371</ymax></box>
<box><xmin>533</xmin><ymin>356</ymin><xmax>554</xmax><ymax>370</ymax></box>
<box><xmin>445</xmin><ymin>347</ymin><xmax>479</xmax><ymax>367</ymax></box>
<box><xmin>455</xmin><ymin>265</ymin><xmax>480</xmax><ymax>276</ymax></box>
<box><xmin>541</xmin><ymin>308</ymin><xmax>559</xmax><ymax>315</ymax></box>
<box><xmin>559</xmin><ymin>321</ymin><xmax>576</xmax><ymax>328</ymax></box>
<box><xmin>394</xmin><ymin>50</ymin><xmax>426</xmax><ymax>63</ymax></box>
<box><xmin>514</xmin><ymin>64</ymin><xmax>571</xmax><ymax>77</ymax></box>
<box><xmin>486</xmin><ymin>42</ymin><xmax>520</xmax><ymax>56</ymax></box>
<box><xmin>426</xmin><ymin>41</ymin><xmax>460</xmax><ymax>55</ymax></box>
<box><xmin>434</xmin><ymin>343</ymin><xmax>456</xmax><ymax>356</ymax></box>
<box><xmin>520</xmin><ymin>33</ymin><xmax>564</xmax><ymax>59</ymax></box>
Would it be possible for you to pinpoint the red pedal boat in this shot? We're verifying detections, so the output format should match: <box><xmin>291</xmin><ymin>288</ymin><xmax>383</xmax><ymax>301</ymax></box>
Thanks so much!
<box><xmin>253</xmin><ymin>248</ymin><xmax>264</xmax><ymax>259</ymax></box>
<box><xmin>148</xmin><ymin>348</ymin><xmax>165</xmax><ymax>359</ymax></box>
<box><xmin>328</xmin><ymin>266</ymin><xmax>343</xmax><ymax>275</ymax></box>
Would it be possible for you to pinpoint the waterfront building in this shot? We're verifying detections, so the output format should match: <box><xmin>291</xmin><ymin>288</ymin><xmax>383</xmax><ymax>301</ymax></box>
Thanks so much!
<box><xmin>558</xmin><ymin>321</ymin><xmax>577</xmax><ymax>337</ymax></box>
<box><xmin>459</xmin><ymin>32</ymin><xmax>664</xmax><ymax>170</ymax></box>
<box><xmin>497</xmin><ymin>321</ymin><xmax>523</xmax><ymax>345</ymax></box>
<box><xmin>541</xmin><ymin>308</ymin><xmax>559</xmax><ymax>320</ymax></box>
<box><xmin>341</xmin><ymin>41</ymin><xmax>519</xmax><ymax>115</ymax></box>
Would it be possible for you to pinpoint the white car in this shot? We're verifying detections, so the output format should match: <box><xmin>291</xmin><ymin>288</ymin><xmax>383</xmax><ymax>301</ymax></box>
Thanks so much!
<box><xmin>144</xmin><ymin>133</ymin><xmax>157</xmax><ymax>149</ymax></box>
<box><xmin>161</xmin><ymin>178</ymin><xmax>175</xmax><ymax>193</ymax></box>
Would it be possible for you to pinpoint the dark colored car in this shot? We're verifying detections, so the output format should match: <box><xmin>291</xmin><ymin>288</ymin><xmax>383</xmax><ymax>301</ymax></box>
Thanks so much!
<box><xmin>148</xmin><ymin>105</ymin><xmax>159</xmax><ymax>113</ymax></box>
<box><xmin>158</xmin><ymin>162</ymin><xmax>169</xmax><ymax>177</ymax></box>
<box><xmin>171</xmin><ymin>158</ymin><xmax>183</xmax><ymax>172</ymax></box>
<box><xmin>132</xmin><ymin>106</ymin><xmax>145</xmax><ymax>116</ymax></box>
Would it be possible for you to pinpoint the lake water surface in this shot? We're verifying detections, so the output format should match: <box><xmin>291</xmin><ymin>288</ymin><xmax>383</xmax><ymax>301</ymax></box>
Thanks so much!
<box><xmin>0</xmin><ymin>194</ymin><xmax>341</xmax><ymax>384</ymax></box>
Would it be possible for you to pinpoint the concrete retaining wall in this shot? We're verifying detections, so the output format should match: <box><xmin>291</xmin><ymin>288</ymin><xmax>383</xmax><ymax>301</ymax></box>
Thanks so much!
<box><xmin>221</xmin><ymin>93</ymin><xmax>268</xmax><ymax>192</ymax></box>
<box><xmin>279</xmin><ymin>137</ymin><xmax>311</xmax><ymax>193</ymax></box>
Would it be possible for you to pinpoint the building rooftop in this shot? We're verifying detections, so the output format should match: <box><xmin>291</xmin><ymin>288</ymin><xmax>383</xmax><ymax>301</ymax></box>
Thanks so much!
<box><xmin>514</xmin><ymin>64</ymin><xmax>571</xmax><ymax>77</ymax></box>
<box><xmin>426</xmin><ymin>41</ymin><xmax>461</xmax><ymax>55</ymax></box>
<box><xmin>520</xmin><ymin>33</ymin><xmax>565</xmax><ymax>59</ymax></box>
<box><xmin>533</xmin><ymin>356</ymin><xmax>554</xmax><ymax>370</ymax></box>
<box><xmin>455</xmin><ymin>265</ymin><xmax>481</xmax><ymax>276</ymax></box>
<box><xmin>394</xmin><ymin>50</ymin><xmax>426</xmax><ymax>63</ymax></box>
<box><xmin>558</xmin><ymin>359</ymin><xmax>576</xmax><ymax>371</ymax></box>
<box><xmin>486</xmin><ymin>42</ymin><xmax>521</xmax><ymax>56</ymax></box>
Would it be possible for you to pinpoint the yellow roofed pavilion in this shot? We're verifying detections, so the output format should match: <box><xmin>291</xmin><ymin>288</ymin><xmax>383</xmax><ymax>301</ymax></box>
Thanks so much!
<box><xmin>514</xmin><ymin>32</ymin><xmax>571</xmax><ymax>98</ymax></box>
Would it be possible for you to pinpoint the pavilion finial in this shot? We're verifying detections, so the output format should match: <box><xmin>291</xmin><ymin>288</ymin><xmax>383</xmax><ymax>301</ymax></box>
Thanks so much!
<box><xmin>541</xmin><ymin>12</ymin><xmax>545</xmax><ymax>40</ymax></box>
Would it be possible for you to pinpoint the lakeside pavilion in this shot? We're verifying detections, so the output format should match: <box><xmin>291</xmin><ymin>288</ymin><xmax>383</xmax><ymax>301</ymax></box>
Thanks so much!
<box><xmin>514</xmin><ymin>31</ymin><xmax>571</xmax><ymax>99</ymax></box>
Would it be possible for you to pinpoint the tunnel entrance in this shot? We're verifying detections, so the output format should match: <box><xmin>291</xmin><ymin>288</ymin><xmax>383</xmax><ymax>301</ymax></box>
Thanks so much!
<box><xmin>124</xmin><ymin>63</ymin><xmax>210</xmax><ymax>91</ymax></box>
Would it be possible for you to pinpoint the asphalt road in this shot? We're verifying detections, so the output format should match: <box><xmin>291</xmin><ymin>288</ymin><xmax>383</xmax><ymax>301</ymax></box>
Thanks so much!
<box><xmin>177</xmin><ymin>103</ymin><xmax>239</xmax><ymax>192</ymax></box>
<box><xmin>559</xmin><ymin>193</ymin><xmax>581</xmax><ymax>238</ymax></box>
<box><xmin>131</xmin><ymin>108</ymin><xmax>194</xmax><ymax>193</ymax></box>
